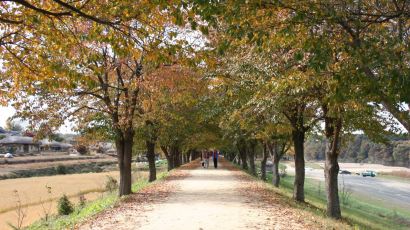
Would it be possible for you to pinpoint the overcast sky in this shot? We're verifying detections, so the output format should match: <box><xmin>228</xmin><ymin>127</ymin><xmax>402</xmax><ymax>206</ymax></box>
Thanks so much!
<box><xmin>0</xmin><ymin>105</ymin><xmax>75</xmax><ymax>134</ymax></box>
<box><xmin>0</xmin><ymin>105</ymin><xmax>14</xmax><ymax>128</ymax></box>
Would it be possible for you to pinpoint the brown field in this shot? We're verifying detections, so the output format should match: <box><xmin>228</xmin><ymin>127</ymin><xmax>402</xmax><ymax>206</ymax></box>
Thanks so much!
<box><xmin>0</xmin><ymin>171</ymin><xmax>132</xmax><ymax>229</ymax></box>
<box><xmin>379</xmin><ymin>170</ymin><xmax>410</xmax><ymax>180</ymax></box>
<box><xmin>0</xmin><ymin>154</ymin><xmax>116</xmax><ymax>177</ymax></box>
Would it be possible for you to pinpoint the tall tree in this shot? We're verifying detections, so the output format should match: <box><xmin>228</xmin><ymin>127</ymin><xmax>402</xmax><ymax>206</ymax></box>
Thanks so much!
<box><xmin>143</xmin><ymin>65</ymin><xmax>209</xmax><ymax>170</ymax></box>
<box><xmin>275</xmin><ymin>1</ymin><xmax>410</xmax><ymax>132</ymax></box>
<box><xmin>2</xmin><ymin>3</ymin><xmax>181</xmax><ymax>196</ymax></box>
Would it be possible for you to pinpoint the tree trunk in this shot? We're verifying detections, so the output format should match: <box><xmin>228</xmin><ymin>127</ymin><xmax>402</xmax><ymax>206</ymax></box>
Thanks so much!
<box><xmin>229</xmin><ymin>152</ymin><xmax>235</xmax><ymax>162</ymax></box>
<box><xmin>237</xmin><ymin>140</ymin><xmax>248</xmax><ymax>170</ymax></box>
<box><xmin>261</xmin><ymin>143</ymin><xmax>268</xmax><ymax>181</ymax></box>
<box><xmin>324</xmin><ymin>114</ymin><xmax>342</xmax><ymax>219</ymax></box>
<box><xmin>172</xmin><ymin>145</ymin><xmax>181</xmax><ymax>168</ymax></box>
<box><xmin>272</xmin><ymin>153</ymin><xmax>280</xmax><ymax>187</ymax></box>
<box><xmin>116</xmin><ymin>130</ymin><xmax>133</xmax><ymax>196</ymax></box>
<box><xmin>187</xmin><ymin>150</ymin><xmax>191</xmax><ymax>162</ymax></box>
<box><xmin>248</xmin><ymin>140</ymin><xmax>257</xmax><ymax>175</ymax></box>
<box><xmin>145</xmin><ymin>120</ymin><xmax>157</xmax><ymax>182</ymax></box>
<box><xmin>146</xmin><ymin>140</ymin><xmax>156</xmax><ymax>182</ymax></box>
<box><xmin>161</xmin><ymin>146</ymin><xmax>174</xmax><ymax>171</ymax></box>
<box><xmin>292</xmin><ymin>129</ymin><xmax>305</xmax><ymax>202</ymax></box>
<box><xmin>268</xmin><ymin>141</ymin><xmax>281</xmax><ymax>187</ymax></box>
<box><xmin>166</xmin><ymin>155</ymin><xmax>174</xmax><ymax>170</ymax></box>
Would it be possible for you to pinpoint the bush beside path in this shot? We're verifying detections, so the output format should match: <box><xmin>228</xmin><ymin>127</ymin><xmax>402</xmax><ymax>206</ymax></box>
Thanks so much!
<box><xmin>78</xmin><ymin>158</ymin><xmax>351</xmax><ymax>230</ymax></box>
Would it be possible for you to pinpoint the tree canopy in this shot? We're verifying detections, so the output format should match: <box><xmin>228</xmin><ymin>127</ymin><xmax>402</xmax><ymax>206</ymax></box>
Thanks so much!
<box><xmin>0</xmin><ymin>0</ymin><xmax>409</xmax><ymax>220</ymax></box>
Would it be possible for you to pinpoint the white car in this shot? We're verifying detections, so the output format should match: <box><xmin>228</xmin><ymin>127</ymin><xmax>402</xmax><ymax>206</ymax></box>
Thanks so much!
<box><xmin>4</xmin><ymin>153</ymin><xmax>14</xmax><ymax>158</ymax></box>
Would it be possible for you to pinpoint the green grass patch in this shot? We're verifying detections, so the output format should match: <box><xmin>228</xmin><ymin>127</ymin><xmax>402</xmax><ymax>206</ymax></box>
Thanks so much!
<box><xmin>25</xmin><ymin>171</ymin><xmax>169</xmax><ymax>230</ymax></box>
<box><xmin>267</xmin><ymin>173</ymin><xmax>410</xmax><ymax>230</ymax></box>
<box><xmin>240</xmin><ymin>161</ymin><xmax>410</xmax><ymax>230</ymax></box>
<box><xmin>305</xmin><ymin>162</ymin><xmax>324</xmax><ymax>170</ymax></box>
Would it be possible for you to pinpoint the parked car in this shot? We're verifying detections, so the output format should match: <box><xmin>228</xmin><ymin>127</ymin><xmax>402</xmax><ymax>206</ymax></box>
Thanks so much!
<box><xmin>339</xmin><ymin>170</ymin><xmax>351</xmax><ymax>175</ymax></box>
<box><xmin>361</xmin><ymin>170</ymin><xmax>376</xmax><ymax>177</ymax></box>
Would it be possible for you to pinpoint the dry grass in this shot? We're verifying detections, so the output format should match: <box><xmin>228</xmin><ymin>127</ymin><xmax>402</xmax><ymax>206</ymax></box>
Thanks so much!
<box><xmin>0</xmin><ymin>157</ymin><xmax>116</xmax><ymax>176</ymax></box>
<box><xmin>380</xmin><ymin>170</ymin><xmax>410</xmax><ymax>179</ymax></box>
<box><xmin>387</xmin><ymin>170</ymin><xmax>410</xmax><ymax>178</ymax></box>
<box><xmin>0</xmin><ymin>171</ymin><xmax>124</xmax><ymax>229</ymax></box>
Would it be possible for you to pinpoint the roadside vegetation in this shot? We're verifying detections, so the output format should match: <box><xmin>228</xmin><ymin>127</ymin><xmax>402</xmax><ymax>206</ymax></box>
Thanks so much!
<box><xmin>242</xmin><ymin>162</ymin><xmax>410</xmax><ymax>230</ymax></box>
<box><xmin>1</xmin><ymin>162</ymin><xmax>169</xmax><ymax>229</ymax></box>
<box><xmin>305</xmin><ymin>134</ymin><xmax>410</xmax><ymax>168</ymax></box>
<box><xmin>378</xmin><ymin>170</ymin><xmax>410</xmax><ymax>181</ymax></box>
<box><xmin>272</xmin><ymin>173</ymin><xmax>410</xmax><ymax>230</ymax></box>
<box><xmin>25</xmin><ymin>172</ymin><xmax>168</xmax><ymax>230</ymax></box>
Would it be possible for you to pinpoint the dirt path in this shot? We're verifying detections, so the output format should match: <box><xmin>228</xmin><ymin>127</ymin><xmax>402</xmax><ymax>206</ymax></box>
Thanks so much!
<box><xmin>80</xmin><ymin>159</ymin><xmax>350</xmax><ymax>230</ymax></box>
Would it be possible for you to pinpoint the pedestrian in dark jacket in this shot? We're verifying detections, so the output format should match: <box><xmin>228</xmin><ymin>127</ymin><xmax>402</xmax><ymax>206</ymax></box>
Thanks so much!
<box><xmin>213</xmin><ymin>150</ymin><xmax>219</xmax><ymax>168</ymax></box>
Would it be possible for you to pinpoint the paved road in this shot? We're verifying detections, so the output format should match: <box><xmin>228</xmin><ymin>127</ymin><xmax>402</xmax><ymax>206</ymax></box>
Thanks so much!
<box><xmin>287</xmin><ymin>165</ymin><xmax>410</xmax><ymax>211</ymax></box>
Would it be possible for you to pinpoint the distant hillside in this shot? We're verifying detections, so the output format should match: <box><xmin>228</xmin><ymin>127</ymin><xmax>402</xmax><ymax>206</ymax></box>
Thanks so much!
<box><xmin>305</xmin><ymin>134</ymin><xmax>410</xmax><ymax>168</ymax></box>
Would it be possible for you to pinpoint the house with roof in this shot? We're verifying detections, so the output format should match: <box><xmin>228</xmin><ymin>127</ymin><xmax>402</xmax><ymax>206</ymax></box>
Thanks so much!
<box><xmin>0</xmin><ymin>126</ymin><xmax>20</xmax><ymax>137</ymax></box>
<box><xmin>40</xmin><ymin>140</ymin><xmax>73</xmax><ymax>152</ymax></box>
<box><xmin>0</xmin><ymin>136</ymin><xmax>40</xmax><ymax>154</ymax></box>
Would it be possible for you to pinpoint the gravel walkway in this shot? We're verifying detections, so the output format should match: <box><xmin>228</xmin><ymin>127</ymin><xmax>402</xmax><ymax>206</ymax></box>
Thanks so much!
<box><xmin>79</xmin><ymin>159</ymin><xmax>350</xmax><ymax>230</ymax></box>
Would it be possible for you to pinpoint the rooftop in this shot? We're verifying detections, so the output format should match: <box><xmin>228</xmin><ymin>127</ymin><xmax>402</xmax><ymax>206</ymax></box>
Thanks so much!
<box><xmin>0</xmin><ymin>136</ymin><xmax>39</xmax><ymax>145</ymax></box>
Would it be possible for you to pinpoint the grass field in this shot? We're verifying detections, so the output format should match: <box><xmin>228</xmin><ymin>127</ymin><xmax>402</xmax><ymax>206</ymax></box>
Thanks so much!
<box><xmin>284</xmin><ymin>161</ymin><xmax>323</xmax><ymax>170</ymax></box>
<box><xmin>1</xmin><ymin>157</ymin><xmax>169</xmax><ymax>230</ymax></box>
<box><xmin>378</xmin><ymin>170</ymin><xmax>410</xmax><ymax>182</ymax></box>
<box><xmin>265</xmin><ymin>171</ymin><xmax>410</xmax><ymax>230</ymax></box>
<box><xmin>25</xmin><ymin>171</ymin><xmax>169</xmax><ymax>230</ymax></box>
<box><xmin>0</xmin><ymin>167</ymin><xmax>157</xmax><ymax>230</ymax></box>
<box><xmin>0</xmin><ymin>171</ymin><xmax>121</xmax><ymax>229</ymax></box>
<box><xmin>0</xmin><ymin>155</ymin><xmax>116</xmax><ymax>178</ymax></box>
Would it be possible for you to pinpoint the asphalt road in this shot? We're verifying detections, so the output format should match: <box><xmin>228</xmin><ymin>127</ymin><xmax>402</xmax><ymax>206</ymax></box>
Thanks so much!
<box><xmin>286</xmin><ymin>165</ymin><xmax>410</xmax><ymax>211</ymax></box>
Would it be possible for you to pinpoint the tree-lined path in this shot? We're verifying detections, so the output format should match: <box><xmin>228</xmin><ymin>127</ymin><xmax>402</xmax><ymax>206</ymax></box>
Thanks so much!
<box><xmin>79</xmin><ymin>159</ymin><xmax>349</xmax><ymax>230</ymax></box>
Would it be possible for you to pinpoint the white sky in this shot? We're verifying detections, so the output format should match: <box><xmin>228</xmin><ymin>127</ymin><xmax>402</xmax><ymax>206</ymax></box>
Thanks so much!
<box><xmin>0</xmin><ymin>105</ymin><xmax>75</xmax><ymax>134</ymax></box>
<box><xmin>0</xmin><ymin>105</ymin><xmax>15</xmax><ymax>128</ymax></box>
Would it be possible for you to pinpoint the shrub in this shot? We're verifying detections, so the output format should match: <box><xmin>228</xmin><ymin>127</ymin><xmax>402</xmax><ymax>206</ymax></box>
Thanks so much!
<box><xmin>57</xmin><ymin>194</ymin><xmax>74</xmax><ymax>215</ymax></box>
<box><xmin>55</xmin><ymin>164</ymin><xmax>67</xmax><ymax>175</ymax></box>
<box><xmin>76</xmin><ymin>145</ymin><xmax>88</xmax><ymax>155</ymax></box>
<box><xmin>105</xmin><ymin>176</ymin><xmax>118</xmax><ymax>193</ymax></box>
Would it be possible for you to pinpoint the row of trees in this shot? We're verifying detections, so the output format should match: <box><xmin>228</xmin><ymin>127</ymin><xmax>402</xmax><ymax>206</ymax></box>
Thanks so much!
<box><xmin>1</xmin><ymin>0</ymin><xmax>225</xmax><ymax>197</ymax></box>
<box><xmin>1</xmin><ymin>0</ymin><xmax>409</xmax><ymax>221</ymax></box>
<box><xmin>305</xmin><ymin>134</ymin><xmax>410</xmax><ymax>167</ymax></box>
<box><xmin>189</xmin><ymin>0</ymin><xmax>410</xmax><ymax>219</ymax></box>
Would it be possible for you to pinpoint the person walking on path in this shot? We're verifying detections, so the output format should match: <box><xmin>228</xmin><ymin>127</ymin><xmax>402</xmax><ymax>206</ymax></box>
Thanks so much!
<box><xmin>201</xmin><ymin>150</ymin><xmax>208</xmax><ymax>168</ymax></box>
<box><xmin>204</xmin><ymin>151</ymin><xmax>210</xmax><ymax>168</ymax></box>
<box><xmin>213</xmin><ymin>150</ymin><xmax>219</xmax><ymax>168</ymax></box>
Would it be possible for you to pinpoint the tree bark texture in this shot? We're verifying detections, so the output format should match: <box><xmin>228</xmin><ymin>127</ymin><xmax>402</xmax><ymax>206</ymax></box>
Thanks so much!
<box><xmin>261</xmin><ymin>143</ymin><xmax>268</xmax><ymax>181</ymax></box>
<box><xmin>146</xmin><ymin>140</ymin><xmax>156</xmax><ymax>182</ymax></box>
<box><xmin>116</xmin><ymin>129</ymin><xmax>134</xmax><ymax>196</ymax></box>
<box><xmin>292</xmin><ymin>129</ymin><xmax>305</xmax><ymax>202</ymax></box>
<box><xmin>161</xmin><ymin>146</ymin><xmax>174</xmax><ymax>171</ymax></box>
<box><xmin>237</xmin><ymin>140</ymin><xmax>248</xmax><ymax>170</ymax></box>
<box><xmin>248</xmin><ymin>140</ymin><xmax>257</xmax><ymax>175</ymax></box>
<box><xmin>324</xmin><ymin>113</ymin><xmax>342</xmax><ymax>219</ymax></box>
